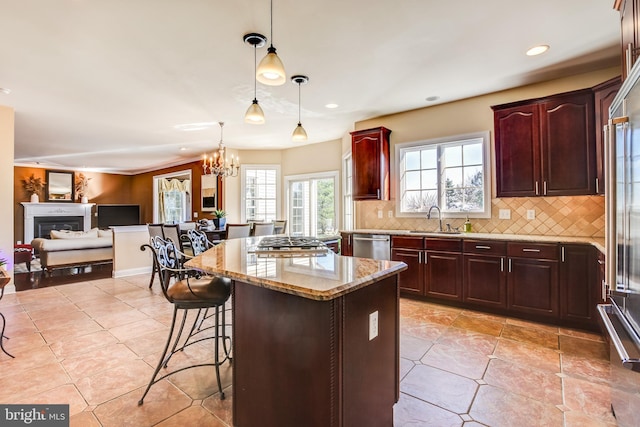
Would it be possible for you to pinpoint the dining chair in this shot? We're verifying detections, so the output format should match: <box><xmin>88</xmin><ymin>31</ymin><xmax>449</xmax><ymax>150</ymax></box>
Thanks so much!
<box><xmin>138</xmin><ymin>236</ymin><xmax>232</xmax><ymax>404</ymax></box>
<box><xmin>273</xmin><ymin>219</ymin><xmax>287</xmax><ymax>234</ymax></box>
<box><xmin>0</xmin><ymin>274</ymin><xmax>14</xmax><ymax>358</ymax></box>
<box><xmin>225</xmin><ymin>223</ymin><xmax>251</xmax><ymax>239</ymax></box>
<box><xmin>253</xmin><ymin>222</ymin><xmax>275</xmax><ymax>236</ymax></box>
<box><xmin>147</xmin><ymin>224</ymin><xmax>165</xmax><ymax>288</ymax></box>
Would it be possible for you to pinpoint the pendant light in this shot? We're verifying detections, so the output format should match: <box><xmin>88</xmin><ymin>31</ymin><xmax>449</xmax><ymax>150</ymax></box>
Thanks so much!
<box><xmin>243</xmin><ymin>33</ymin><xmax>267</xmax><ymax>124</ymax></box>
<box><xmin>256</xmin><ymin>0</ymin><xmax>286</xmax><ymax>86</ymax></box>
<box><xmin>291</xmin><ymin>75</ymin><xmax>309</xmax><ymax>141</ymax></box>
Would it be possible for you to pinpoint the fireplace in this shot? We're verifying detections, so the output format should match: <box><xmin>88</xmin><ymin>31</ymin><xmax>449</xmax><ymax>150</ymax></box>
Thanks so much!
<box><xmin>21</xmin><ymin>202</ymin><xmax>95</xmax><ymax>243</ymax></box>
<box><xmin>33</xmin><ymin>216</ymin><xmax>83</xmax><ymax>239</ymax></box>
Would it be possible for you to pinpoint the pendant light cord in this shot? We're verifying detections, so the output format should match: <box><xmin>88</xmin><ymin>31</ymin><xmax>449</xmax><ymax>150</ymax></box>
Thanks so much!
<box><xmin>298</xmin><ymin>82</ymin><xmax>302</xmax><ymax>124</ymax></box>
<box><xmin>253</xmin><ymin>45</ymin><xmax>258</xmax><ymax>100</ymax></box>
<box><xmin>270</xmin><ymin>0</ymin><xmax>274</xmax><ymax>44</ymax></box>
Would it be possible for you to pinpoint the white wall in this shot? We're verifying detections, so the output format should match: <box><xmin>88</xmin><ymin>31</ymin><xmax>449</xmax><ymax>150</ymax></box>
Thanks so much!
<box><xmin>0</xmin><ymin>106</ymin><xmax>15</xmax><ymax>291</ymax></box>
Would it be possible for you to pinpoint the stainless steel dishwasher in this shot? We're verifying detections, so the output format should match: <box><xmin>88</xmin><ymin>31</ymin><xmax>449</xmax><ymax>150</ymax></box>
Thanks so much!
<box><xmin>352</xmin><ymin>234</ymin><xmax>391</xmax><ymax>260</ymax></box>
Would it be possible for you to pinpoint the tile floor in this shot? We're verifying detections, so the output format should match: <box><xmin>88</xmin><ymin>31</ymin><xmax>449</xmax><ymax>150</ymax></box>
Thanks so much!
<box><xmin>0</xmin><ymin>274</ymin><xmax>616</xmax><ymax>426</ymax></box>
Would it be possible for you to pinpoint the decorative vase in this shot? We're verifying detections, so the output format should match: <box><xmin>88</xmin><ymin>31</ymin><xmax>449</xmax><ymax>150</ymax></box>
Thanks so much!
<box><xmin>30</xmin><ymin>193</ymin><xmax>39</xmax><ymax>203</ymax></box>
<box><xmin>81</xmin><ymin>195</ymin><xmax>88</xmax><ymax>204</ymax></box>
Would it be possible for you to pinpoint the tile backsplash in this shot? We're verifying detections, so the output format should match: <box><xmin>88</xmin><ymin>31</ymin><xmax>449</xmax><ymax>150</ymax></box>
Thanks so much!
<box><xmin>356</xmin><ymin>196</ymin><xmax>605</xmax><ymax>237</ymax></box>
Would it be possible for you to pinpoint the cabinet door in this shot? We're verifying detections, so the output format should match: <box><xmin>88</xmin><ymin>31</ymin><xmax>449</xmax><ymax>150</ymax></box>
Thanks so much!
<box><xmin>559</xmin><ymin>244</ymin><xmax>599</xmax><ymax>327</ymax></box>
<box><xmin>593</xmin><ymin>77</ymin><xmax>622</xmax><ymax>194</ymax></box>
<box><xmin>463</xmin><ymin>254</ymin><xmax>506</xmax><ymax>308</ymax></box>
<box><xmin>494</xmin><ymin>104</ymin><xmax>541</xmax><ymax>197</ymax></box>
<box><xmin>391</xmin><ymin>248</ymin><xmax>423</xmax><ymax>295</ymax></box>
<box><xmin>424</xmin><ymin>251</ymin><xmax>462</xmax><ymax>301</ymax></box>
<box><xmin>620</xmin><ymin>0</ymin><xmax>640</xmax><ymax>80</ymax></box>
<box><xmin>540</xmin><ymin>91</ymin><xmax>596</xmax><ymax>196</ymax></box>
<box><xmin>507</xmin><ymin>257</ymin><xmax>558</xmax><ymax>318</ymax></box>
<box><xmin>351</xmin><ymin>127</ymin><xmax>391</xmax><ymax>200</ymax></box>
<box><xmin>341</xmin><ymin>232</ymin><xmax>353</xmax><ymax>256</ymax></box>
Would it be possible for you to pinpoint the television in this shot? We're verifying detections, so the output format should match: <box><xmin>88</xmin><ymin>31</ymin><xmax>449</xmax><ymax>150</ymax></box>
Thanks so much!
<box><xmin>97</xmin><ymin>204</ymin><xmax>140</xmax><ymax>228</ymax></box>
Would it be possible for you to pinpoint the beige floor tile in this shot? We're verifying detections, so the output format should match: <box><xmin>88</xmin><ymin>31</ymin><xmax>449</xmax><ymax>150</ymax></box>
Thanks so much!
<box><xmin>436</xmin><ymin>326</ymin><xmax>499</xmax><ymax>355</ymax></box>
<box><xmin>75</xmin><ymin>359</ymin><xmax>154</xmax><ymax>405</ymax></box>
<box><xmin>421</xmin><ymin>343</ymin><xmax>489</xmax><ymax>379</ymax></box>
<box><xmin>156</xmin><ymin>405</ymin><xmax>229</xmax><ymax>426</ymax></box>
<box><xmin>483</xmin><ymin>358</ymin><xmax>563</xmax><ymax>405</ymax></box>
<box><xmin>94</xmin><ymin>308</ymin><xmax>149</xmax><ymax>329</ymax></box>
<box><xmin>39</xmin><ymin>318</ymin><xmax>104</xmax><ymax>344</ymax></box>
<box><xmin>563</xmin><ymin>376</ymin><xmax>617</xmax><ymax>424</ymax></box>
<box><xmin>501</xmin><ymin>323</ymin><xmax>559</xmax><ymax>350</ymax></box>
<box><xmin>69</xmin><ymin>411</ymin><xmax>102</xmax><ymax>427</ymax></box>
<box><xmin>202</xmin><ymin>387</ymin><xmax>233</xmax><ymax>426</ymax></box>
<box><xmin>451</xmin><ymin>313</ymin><xmax>504</xmax><ymax>337</ymax></box>
<box><xmin>393</xmin><ymin>392</ymin><xmax>463</xmax><ymax>427</ymax></box>
<box><xmin>49</xmin><ymin>330</ymin><xmax>119</xmax><ymax>358</ymax></box>
<box><xmin>493</xmin><ymin>338</ymin><xmax>561</xmax><ymax>373</ymax></box>
<box><xmin>62</xmin><ymin>342</ymin><xmax>141</xmax><ymax>381</ymax></box>
<box><xmin>559</xmin><ymin>335</ymin><xmax>609</xmax><ymax>360</ymax></box>
<box><xmin>0</xmin><ymin>362</ymin><xmax>71</xmax><ymax>401</ymax></box>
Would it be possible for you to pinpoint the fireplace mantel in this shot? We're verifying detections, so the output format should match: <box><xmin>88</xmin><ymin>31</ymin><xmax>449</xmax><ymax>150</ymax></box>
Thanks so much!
<box><xmin>21</xmin><ymin>202</ymin><xmax>95</xmax><ymax>243</ymax></box>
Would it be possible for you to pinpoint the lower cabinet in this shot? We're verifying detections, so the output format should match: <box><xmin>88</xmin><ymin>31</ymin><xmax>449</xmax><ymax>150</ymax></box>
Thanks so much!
<box><xmin>392</xmin><ymin>236</ymin><xmax>462</xmax><ymax>300</ymax></box>
<box><xmin>463</xmin><ymin>240</ymin><xmax>507</xmax><ymax>308</ymax></box>
<box><xmin>392</xmin><ymin>235</ymin><xmax>601</xmax><ymax>330</ymax></box>
<box><xmin>340</xmin><ymin>232</ymin><xmax>353</xmax><ymax>256</ymax></box>
<box><xmin>559</xmin><ymin>244</ymin><xmax>603</xmax><ymax>328</ymax></box>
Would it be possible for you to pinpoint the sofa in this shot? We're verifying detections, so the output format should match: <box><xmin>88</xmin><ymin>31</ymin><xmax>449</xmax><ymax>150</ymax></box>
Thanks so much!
<box><xmin>31</xmin><ymin>228</ymin><xmax>113</xmax><ymax>274</ymax></box>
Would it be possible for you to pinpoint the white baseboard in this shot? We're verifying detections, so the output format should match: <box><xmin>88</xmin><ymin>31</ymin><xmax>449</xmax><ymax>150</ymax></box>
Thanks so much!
<box><xmin>112</xmin><ymin>266</ymin><xmax>152</xmax><ymax>279</ymax></box>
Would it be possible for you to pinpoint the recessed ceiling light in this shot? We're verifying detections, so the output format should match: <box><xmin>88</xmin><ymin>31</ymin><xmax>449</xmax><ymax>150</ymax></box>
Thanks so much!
<box><xmin>425</xmin><ymin>96</ymin><xmax>439</xmax><ymax>102</ymax></box>
<box><xmin>0</xmin><ymin>88</ymin><xmax>11</xmax><ymax>95</ymax></box>
<box><xmin>325</xmin><ymin>103</ymin><xmax>339</xmax><ymax>109</ymax></box>
<box><xmin>179</xmin><ymin>147</ymin><xmax>189</xmax><ymax>151</ymax></box>
<box><xmin>174</xmin><ymin>122</ymin><xmax>216</xmax><ymax>132</ymax></box>
<box><xmin>526</xmin><ymin>45</ymin><xmax>549</xmax><ymax>56</ymax></box>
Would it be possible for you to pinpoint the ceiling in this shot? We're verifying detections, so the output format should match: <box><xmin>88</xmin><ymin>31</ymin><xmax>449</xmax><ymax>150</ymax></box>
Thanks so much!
<box><xmin>1</xmin><ymin>0</ymin><xmax>621</xmax><ymax>174</ymax></box>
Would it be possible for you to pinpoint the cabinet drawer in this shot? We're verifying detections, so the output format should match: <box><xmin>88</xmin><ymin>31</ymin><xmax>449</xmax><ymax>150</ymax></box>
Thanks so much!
<box><xmin>507</xmin><ymin>242</ymin><xmax>558</xmax><ymax>260</ymax></box>
<box><xmin>392</xmin><ymin>236</ymin><xmax>425</xmax><ymax>249</ymax></box>
<box><xmin>425</xmin><ymin>238</ymin><xmax>461</xmax><ymax>252</ymax></box>
<box><xmin>463</xmin><ymin>240</ymin><xmax>507</xmax><ymax>255</ymax></box>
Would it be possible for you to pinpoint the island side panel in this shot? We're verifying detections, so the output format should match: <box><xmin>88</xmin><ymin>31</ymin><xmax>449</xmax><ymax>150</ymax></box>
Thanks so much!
<box><xmin>342</xmin><ymin>274</ymin><xmax>399</xmax><ymax>426</ymax></box>
<box><xmin>232</xmin><ymin>280</ymin><xmax>340</xmax><ymax>427</ymax></box>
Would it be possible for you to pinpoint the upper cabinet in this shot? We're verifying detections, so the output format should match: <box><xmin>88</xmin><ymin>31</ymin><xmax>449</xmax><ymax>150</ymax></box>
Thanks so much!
<box><xmin>350</xmin><ymin>127</ymin><xmax>391</xmax><ymax>200</ymax></box>
<box><xmin>616</xmin><ymin>0</ymin><xmax>640</xmax><ymax>81</ymax></box>
<box><xmin>493</xmin><ymin>89</ymin><xmax>596</xmax><ymax>197</ymax></box>
<box><xmin>593</xmin><ymin>76</ymin><xmax>622</xmax><ymax>194</ymax></box>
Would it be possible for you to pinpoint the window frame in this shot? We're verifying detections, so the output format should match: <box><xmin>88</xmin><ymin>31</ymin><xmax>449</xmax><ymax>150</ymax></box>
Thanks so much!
<box><xmin>342</xmin><ymin>152</ymin><xmax>353</xmax><ymax>231</ymax></box>
<box><xmin>395</xmin><ymin>131</ymin><xmax>491</xmax><ymax>219</ymax></box>
<box><xmin>284</xmin><ymin>170</ymin><xmax>340</xmax><ymax>237</ymax></box>
<box><xmin>240</xmin><ymin>164</ymin><xmax>281</xmax><ymax>223</ymax></box>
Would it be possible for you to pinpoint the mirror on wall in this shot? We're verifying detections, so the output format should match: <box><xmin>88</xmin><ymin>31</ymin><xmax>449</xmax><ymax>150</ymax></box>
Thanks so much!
<box><xmin>201</xmin><ymin>175</ymin><xmax>217</xmax><ymax>212</ymax></box>
<box><xmin>46</xmin><ymin>170</ymin><xmax>75</xmax><ymax>202</ymax></box>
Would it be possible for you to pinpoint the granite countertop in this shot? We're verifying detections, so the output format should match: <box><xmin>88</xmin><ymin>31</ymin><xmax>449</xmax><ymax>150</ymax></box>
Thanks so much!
<box><xmin>340</xmin><ymin>229</ymin><xmax>605</xmax><ymax>254</ymax></box>
<box><xmin>185</xmin><ymin>236</ymin><xmax>407</xmax><ymax>301</ymax></box>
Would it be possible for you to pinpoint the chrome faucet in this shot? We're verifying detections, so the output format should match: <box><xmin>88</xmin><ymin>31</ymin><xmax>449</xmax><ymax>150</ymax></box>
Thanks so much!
<box><xmin>427</xmin><ymin>205</ymin><xmax>443</xmax><ymax>232</ymax></box>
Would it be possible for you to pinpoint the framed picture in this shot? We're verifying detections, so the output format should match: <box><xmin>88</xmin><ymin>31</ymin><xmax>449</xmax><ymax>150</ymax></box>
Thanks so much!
<box><xmin>46</xmin><ymin>170</ymin><xmax>75</xmax><ymax>202</ymax></box>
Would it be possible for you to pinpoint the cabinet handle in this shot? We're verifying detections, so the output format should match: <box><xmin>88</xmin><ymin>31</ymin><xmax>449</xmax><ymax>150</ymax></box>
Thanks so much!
<box><xmin>561</xmin><ymin>246</ymin><xmax>565</xmax><ymax>262</ymax></box>
<box><xmin>627</xmin><ymin>43</ymin><xmax>633</xmax><ymax>76</ymax></box>
<box><xmin>522</xmin><ymin>248</ymin><xmax>541</xmax><ymax>253</ymax></box>
<box><xmin>595</xmin><ymin>178</ymin><xmax>599</xmax><ymax>194</ymax></box>
<box><xmin>597</xmin><ymin>259</ymin><xmax>605</xmax><ymax>265</ymax></box>
<box><xmin>418</xmin><ymin>252</ymin><xmax>422</xmax><ymax>263</ymax></box>
<box><xmin>508</xmin><ymin>258</ymin><xmax>512</xmax><ymax>273</ymax></box>
<box><xmin>475</xmin><ymin>245</ymin><xmax>491</xmax><ymax>250</ymax></box>
<box><xmin>377</xmin><ymin>188</ymin><xmax>381</xmax><ymax>199</ymax></box>
<box><xmin>424</xmin><ymin>253</ymin><xmax>428</xmax><ymax>264</ymax></box>
<box><xmin>500</xmin><ymin>257</ymin><xmax>504</xmax><ymax>272</ymax></box>
<box><xmin>543</xmin><ymin>181</ymin><xmax>547</xmax><ymax>196</ymax></box>
<box><xmin>535</xmin><ymin>181</ymin><xmax>539</xmax><ymax>195</ymax></box>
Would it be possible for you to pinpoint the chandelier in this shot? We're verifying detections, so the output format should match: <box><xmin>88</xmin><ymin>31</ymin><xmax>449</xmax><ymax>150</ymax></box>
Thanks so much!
<box><xmin>202</xmin><ymin>122</ymin><xmax>239</xmax><ymax>178</ymax></box>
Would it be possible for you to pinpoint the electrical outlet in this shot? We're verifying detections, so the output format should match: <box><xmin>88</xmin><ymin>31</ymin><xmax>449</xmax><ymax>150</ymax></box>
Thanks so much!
<box><xmin>369</xmin><ymin>311</ymin><xmax>379</xmax><ymax>340</ymax></box>
<box><xmin>388</xmin><ymin>210</ymin><xmax>393</xmax><ymax>218</ymax></box>
<box><xmin>194</xmin><ymin>212</ymin><xmax>199</xmax><ymax>218</ymax></box>
<box><xmin>499</xmin><ymin>209</ymin><xmax>511</xmax><ymax>219</ymax></box>
<box><xmin>377</xmin><ymin>210</ymin><xmax>383</xmax><ymax>219</ymax></box>
<box><xmin>526</xmin><ymin>209</ymin><xmax>535</xmax><ymax>220</ymax></box>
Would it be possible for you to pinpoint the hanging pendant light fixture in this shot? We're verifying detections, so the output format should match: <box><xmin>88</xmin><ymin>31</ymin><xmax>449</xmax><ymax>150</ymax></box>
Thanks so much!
<box><xmin>202</xmin><ymin>122</ymin><xmax>240</xmax><ymax>178</ymax></box>
<box><xmin>291</xmin><ymin>75</ymin><xmax>309</xmax><ymax>141</ymax></box>
<box><xmin>243</xmin><ymin>33</ymin><xmax>267</xmax><ymax>124</ymax></box>
<box><xmin>256</xmin><ymin>0</ymin><xmax>286</xmax><ymax>86</ymax></box>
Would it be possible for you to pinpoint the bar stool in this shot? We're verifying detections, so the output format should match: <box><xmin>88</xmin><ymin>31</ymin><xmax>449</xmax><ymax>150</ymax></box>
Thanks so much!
<box><xmin>138</xmin><ymin>236</ymin><xmax>232</xmax><ymax>404</ymax></box>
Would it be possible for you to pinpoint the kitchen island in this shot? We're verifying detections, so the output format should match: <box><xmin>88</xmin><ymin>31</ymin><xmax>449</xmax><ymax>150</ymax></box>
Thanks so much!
<box><xmin>186</xmin><ymin>236</ymin><xmax>407</xmax><ymax>427</ymax></box>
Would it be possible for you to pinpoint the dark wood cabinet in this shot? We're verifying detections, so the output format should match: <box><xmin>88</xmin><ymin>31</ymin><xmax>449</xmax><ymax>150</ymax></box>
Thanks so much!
<box><xmin>560</xmin><ymin>244</ymin><xmax>603</xmax><ymax>328</ymax></box>
<box><xmin>494</xmin><ymin>103</ymin><xmax>541</xmax><ymax>197</ymax></box>
<box><xmin>463</xmin><ymin>240</ymin><xmax>507</xmax><ymax>308</ymax></box>
<box><xmin>350</xmin><ymin>127</ymin><xmax>391</xmax><ymax>200</ymax></box>
<box><xmin>391</xmin><ymin>236</ymin><xmax>424</xmax><ymax>295</ymax></box>
<box><xmin>392</xmin><ymin>236</ymin><xmax>462</xmax><ymax>300</ymax></box>
<box><xmin>493</xmin><ymin>89</ymin><xmax>596</xmax><ymax>197</ymax></box>
<box><xmin>540</xmin><ymin>91</ymin><xmax>596</xmax><ymax>196</ymax></box>
<box><xmin>593</xmin><ymin>76</ymin><xmax>622</xmax><ymax>194</ymax></box>
<box><xmin>340</xmin><ymin>232</ymin><xmax>353</xmax><ymax>256</ymax></box>
<box><xmin>507</xmin><ymin>243</ymin><xmax>559</xmax><ymax>319</ymax></box>
<box><xmin>617</xmin><ymin>0</ymin><xmax>640</xmax><ymax>81</ymax></box>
